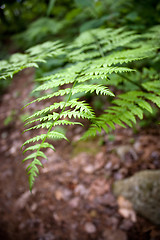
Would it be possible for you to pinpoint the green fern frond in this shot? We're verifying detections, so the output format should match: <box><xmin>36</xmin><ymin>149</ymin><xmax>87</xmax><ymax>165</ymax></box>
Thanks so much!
<box><xmin>23</xmin><ymin>143</ymin><xmax>55</xmax><ymax>153</ymax></box>
<box><xmin>25</xmin><ymin>111</ymin><xmax>84</xmax><ymax>126</ymax></box>
<box><xmin>33</xmin><ymin>73</ymin><xmax>77</xmax><ymax>92</ymax></box>
<box><xmin>23</xmin><ymin>122</ymin><xmax>53</xmax><ymax>132</ymax></box>
<box><xmin>24</xmin><ymin>112</ymin><xmax>59</xmax><ymax>126</ymax></box>
<box><xmin>22</xmin><ymin>27</ymin><xmax>160</xmax><ymax>190</ymax></box>
<box><xmin>48</xmin><ymin>131</ymin><xmax>68</xmax><ymax>140</ymax></box>
<box><xmin>142</xmin><ymin>81</ymin><xmax>160</xmax><ymax>94</ymax></box>
<box><xmin>60</xmin><ymin>109</ymin><xmax>95</xmax><ymax>119</ymax></box>
<box><xmin>24</xmin><ymin>99</ymin><xmax>95</xmax><ymax>126</ymax></box>
<box><xmin>53</xmin><ymin>120</ymin><xmax>83</xmax><ymax>126</ymax></box>
<box><xmin>26</xmin><ymin>157</ymin><xmax>44</xmax><ymax>192</ymax></box>
<box><xmin>24</xmin><ymin>83</ymin><xmax>114</xmax><ymax>109</ymax></box>
<box><xmin>1</xmin><ymin>25</ymin><xmax>159</xmax><ymax>191</ymax></box>
<box><xmin>22</xmin><ymin>131</ymin><xmax>68</xmax><ymax>147</ymax></box>
<box><xmin>24</xmin><ymin>120</ymin><xmax>83</xmax><ymax>133</ymax></box>
<box><xmin>23</xmin><ymin>151</ymin><xmax>47</xmax><ymax>162</ymax></box>
<box><xmin>23</xmin><ymin>93</ymin><xmax>60</xmax><ymax>108</ymax></box>
<box><xmin>144</xmin><ymin>94</ymin><xmax>160</xmax><ymax>108</ymax></box>
<box><xmin>25</xmin><ymin>102</ymin><xmax>67</xmax><ymax>120</ymax></box>
<box><xmin>22</xmin><ymin>134</ymin><xmax>47</xmax><ymax>147</ymax></box>
<box><xmin>83</xmin><ymin>85</ymin><xmax>160</xmax><ymax>139</ymax></box>
<box><xmin>26</xmin><ymin>41</ymin><xmax>64</xmax><ymax>57</ymax></box>
<box><xmin>72</xmin><ymin>84</ymin><xmax>114</xmax><ymax>96</ymax></box>
<box><xmin>0</xmin><ymin>40</ymin><xmax>65</xmax><ymax>81</ymax></box>
<box><xmin>119</xmin><ymin>92</ymin><xmax>153</xmax><ymax>113</ymax></box>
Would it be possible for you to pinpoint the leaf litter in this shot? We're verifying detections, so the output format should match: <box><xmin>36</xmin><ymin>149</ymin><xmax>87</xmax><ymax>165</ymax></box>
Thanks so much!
<box><xmin>0</xmin><ymin>70</ymin><xmax>160</xmax><ymax>240</ymax></box>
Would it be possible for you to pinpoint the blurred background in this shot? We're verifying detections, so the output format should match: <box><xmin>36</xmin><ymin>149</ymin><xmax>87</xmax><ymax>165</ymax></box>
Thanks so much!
<box><xmin>0</xmin><ymin>1</ymin><xmax>160</xmax><ymax>240</ymax></box>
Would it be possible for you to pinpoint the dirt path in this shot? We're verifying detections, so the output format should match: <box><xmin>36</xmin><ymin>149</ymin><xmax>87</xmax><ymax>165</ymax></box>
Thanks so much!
<box><xmin>0</xmin><ymin>70</ymin><xmax>160</xmax><ymax>240</ymax></box>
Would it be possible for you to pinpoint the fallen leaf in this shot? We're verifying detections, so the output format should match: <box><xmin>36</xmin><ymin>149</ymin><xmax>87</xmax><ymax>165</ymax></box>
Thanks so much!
<box><xmin>84</xmin><ymin>222</ymin><xmax>96</xmax><ymax>234</ymax></box>
<box><xmin>88</xmin><ymin>178</ymin><xmax>110</xmax><ymax>201</ymax></box>
<box><xmin>83</xmin><ymin>164</ymin><xmax>95</xmax><ymax>174</ymax></box>
<box><xmin>69</xmin><ymin>197</ymin><xmax>80</xmax><ymax>208</ymax></box>
<box><xmin>55</xmin><ymin>190</ymin><xmax>63</xmax><ymax>201</ymax></box>
<box><xmin>15</xmin><ymin>190</ymin><xmax>36</xmax><ymax>209</ymax></box>
<box><xmin>74</xmin><ymin>184</ymin><xmax>88</xmax><ymax>196</ymax></box>
<box><xmin>117</xmin><ymin>196</ymin><xmax>137</xmax><ymax>222</ymax></box>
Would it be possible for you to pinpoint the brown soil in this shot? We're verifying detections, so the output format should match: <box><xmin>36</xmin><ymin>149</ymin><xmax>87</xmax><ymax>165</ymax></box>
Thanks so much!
<box><xmin>0</xmin><ymin>69</ymin><xmax>160</xmax><ymax>240</ymax></box>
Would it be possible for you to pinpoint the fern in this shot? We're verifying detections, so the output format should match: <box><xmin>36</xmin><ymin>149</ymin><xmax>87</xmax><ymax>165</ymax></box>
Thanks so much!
<box><xmin>0</xmin><ymin>41</ymin><xmax>65</xmax><ymax>80</ymax></box>
<box><xmin>1</xmin><ymin>27</ymin><xmax>160</xmax><ymax>191</ymax></box>
<box><xmin>23</xmin><ymin>143</ymin><xmax>55</xmax><ymax>153</ymax></box>
<box><xmin>83</xmin><ymin>79</ymin><xmax>160</xmax><ymax>138</ymax></box>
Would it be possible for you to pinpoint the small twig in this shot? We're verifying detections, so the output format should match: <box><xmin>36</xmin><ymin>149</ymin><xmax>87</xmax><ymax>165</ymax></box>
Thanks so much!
<box><xmin>117</xmin><ymin>73</ymin><xmax>147</xmax><ymax>92</ymax></box>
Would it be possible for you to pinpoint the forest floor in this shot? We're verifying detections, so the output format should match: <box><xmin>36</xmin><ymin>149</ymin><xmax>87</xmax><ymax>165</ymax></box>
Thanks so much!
<box><xmin>0</xmin><ymin>69</ymin><xmax>160</xmax><ymax>240</ymax></box>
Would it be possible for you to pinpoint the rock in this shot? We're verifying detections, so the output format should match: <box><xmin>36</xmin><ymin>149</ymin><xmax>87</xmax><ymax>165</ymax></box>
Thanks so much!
<box><xmin>113</xmin><ymin>170</ymin><xmax>160</xmax><ymax>224</ymax></box>
<box><xmin>116</xmin><ymin>145</ymin><xmax>137</xmax><ymax>161</ymax></box>
<box><xmin>84</xmin><ymin>222</ymin><xmax>96</xmax><ymax>234</ymax></box>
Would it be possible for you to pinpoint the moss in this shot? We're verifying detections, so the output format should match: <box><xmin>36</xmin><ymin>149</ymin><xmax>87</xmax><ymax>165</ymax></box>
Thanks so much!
<box><xmin>71</xmin><ymin>138</ymin><xmax>101</xmax><ymax>157</ymax></box>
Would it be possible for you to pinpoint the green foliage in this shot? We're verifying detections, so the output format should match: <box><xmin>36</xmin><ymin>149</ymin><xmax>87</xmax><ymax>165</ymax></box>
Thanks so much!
<box><xmin>14</xmin><ymin>17</ymin><xmax>66</xmax><ymax>48</ymax></box>
<box><xmin>1</xmin><ymin>26</ymin><xmax>160</xmax><ymax>191</ymax></box>
<box><xmin>0</xmin><ymin>41</ymin><xmax>65</xmax><ymax>80</ymax></box>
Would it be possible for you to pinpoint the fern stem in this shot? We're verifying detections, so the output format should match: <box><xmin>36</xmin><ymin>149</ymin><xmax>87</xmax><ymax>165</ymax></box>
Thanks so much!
<box><xmin>91</xmin><ymin>33</ymin><xmax>105</xmax><ymax>58</ymax></box>
<box><xmin>117</xmin><ymin>73</ymin><xmax>147</xmax><ymax>92</ymax></box>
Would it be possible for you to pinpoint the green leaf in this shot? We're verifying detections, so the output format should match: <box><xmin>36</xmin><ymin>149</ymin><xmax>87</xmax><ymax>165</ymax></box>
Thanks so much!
<box><xmin>23</xmin><ymin>143</ymin><xmax>55</xmax><ymax>153</ymax></box>
<box><xmin>137</xmin><ymin>99</ymin><xmax>153</xmax><ymax>113</ymax></box>
<box><xmin>47</xmin><ymin>0</ymin><xmax>56</xmax><ymax>16</ymax></box>
<box><xmin>48</xmin><ymin>131</ymin><xmax>68</xmax><ymax>141</ymax></box>
<box><xmin>23</xmin><ymin>151</ymin><xmax>47</xmax><ymax>162</ymax></box>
